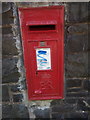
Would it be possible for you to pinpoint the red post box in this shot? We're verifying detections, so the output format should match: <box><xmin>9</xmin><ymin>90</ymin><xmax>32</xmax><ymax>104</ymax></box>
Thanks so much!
<box><xmin>18</xmin><ymin>6</ymin><xmax>64</xmax><ymax>100</ymax></box>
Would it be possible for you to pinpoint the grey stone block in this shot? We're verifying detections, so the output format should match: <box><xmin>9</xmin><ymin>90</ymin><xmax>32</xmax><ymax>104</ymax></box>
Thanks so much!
<box><xmin>67</xmin><ymin>24</ymin><xmax>88</xmax><ymax>33</ymax></box>
<box><xmin>34</xmin><ymin>108</ymin><xmax>50</xmax><ymax>119</ymax></box>
<box><xmin>2</xmin><ymin>85</ymin><xmax>9</xmax><ymax>102</ymax></box>
<box><xmin>51</xmin><ymin>99</ymin><xmax>65</xmax><ymax>106</ymax></box>
<box><xmin>10</xmin><ymin>84</ymin><xmax>20</xmax><ymax>92</ymax></box>
<box><xmin>66</xmin><ymin>91</ymin><xmax>89</xmax><ymax>97</ymax></box>
<box><xmin>13</xmin><ymin>94</ymin><xmax>23</xmax><ymax>102</ymax></box>
<box><xmin>83</xmin><ymin>79</ymin><xmax>90</xmax><ymax>91</ymax></box>
<box><xmin>65</xmin><ymin>52</ymin><xmax>88</xmax><ymax>77</ymax></box>
<box><xmin>52</xmin><ymin>113</ymin><xmax>64</xmax><ymax>120</ymax></box>
<box><xmin>2</xmin><ymin>34</ymin><xmax>18</xmax><ymax>55</ymax></box>
<box><xmin>66</xmin><ymin>79</ymin><xmax>82</xmax><ymax>88</ymax></box>
<box><xmin>2</xmin><ymin>10</ymin><xmax>14</xmax><ymax>25</ymax></box>
<box><xmin>67</xmin><ymin>87</ymin><xmax>82</xmax><ymax>93</ymax></box>
<box><xmin>67</xmin><ymin>3</ymin><xmax>89</xmax><ymax>22</ymax></box>
<box><xmin>65</xmin><ymin>98</ymin><xmax>77</xmax><ymax>104</ymax></box>
<box><xmin>52</xmin><ymin>103</ymin><xmax>74</xmax><ymax>113</ymax></box>
<box><xmin>65</xmin><ymin>111</ymin><xmax>88</xmax><ymax>119</ymax></box>
<box><xmin>2</xmin><ymin>57</ymin><xmax>19</xmax><ymax>83</ymax></box>
<box><xmin>2</xmin><ymin>57</ymin><xmax>18</xmax><ymax>76</ymax></box>
<box><xmin>2</xmin><ymin>27</ymin><xmax>13</xmax><ymax>34</ymax></box>
<box><xmin>66</xmin><ymin>34</ymin><xmax>88</xmax><ymax>53</ymax></box>
<box><xmin>2</xmin><ymin>73</ymin><xmax>19</xmax><ymax>83</ymax></box>
<box><xmin>2</xmin><ymin>104</ymin><xmax>12</xmax><ymax>118</ymax></box>
<box><xmin>77</xmin><ymin>99</ymin><xmax>90</xmax><ymax>111</ymax></box>
<box><xmin>2</xmin><ymin>2</ymin><xmax>11</xmax><ymax>13</ymax></box>
<box><xmin>87</xmin><ymin>98</ymin><xmax>90</xmax><ymax>105</ymax></box>
<box><xmin>2</xmin><ymin>104</ymin><xmax>29</xmax><ymax>118</ymax></box>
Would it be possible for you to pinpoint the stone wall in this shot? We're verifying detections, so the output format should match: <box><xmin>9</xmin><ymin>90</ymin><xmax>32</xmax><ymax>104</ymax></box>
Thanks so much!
<box><xmin>2</xmin><ymin>2</ymin><xmax>90</xmax><ymax>119</ymax></box>
<box><xmin>2</xmin><ymin>2</ymin><xmax>29</xmax><ymax>119</ymax></box>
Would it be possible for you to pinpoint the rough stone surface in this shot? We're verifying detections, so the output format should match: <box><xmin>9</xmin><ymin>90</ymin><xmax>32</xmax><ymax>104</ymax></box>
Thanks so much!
<box><xmin>67</xmin><ymin>23</ymin><xmax>88</xmax><ymax>33</ymax></box>
<box><xmin>20</xmin><ymin>79</ymin><xmax>27</xmax><ymax>90</ymax></box>
<box><xmin>66</xmin><ymin>52</ymin><xmax>88</xmax><ymax>77</ymax></box>
<box><xmin>2</xmin><ymin>57</ymin><xmax>19</xmax><ymax>83</ymax></box>
<box><xmin>52</xmin><ymin>104</ymin><xmax>75</xmax><ymax>113</ymax></box>
<box><xmin>52</xmin><ymin>113</ymin><xmax>64</xmax><ymax>120</ymax></box>
<box><xmin>64</xmin><ymin>111</ymin><xmax>88</xmax><ymax>119</ymax></box>
<box><xmin>65</xmin><ymin>98</ymin><xmax>77</xmax><ymax>104</ymax></box>
<box><xmin>87</xmin><ymin>98</ymin><xmax>90</xmax><ymax>104</ymax></box>
<box><xmin>2</xmin><ymin>104</ymin><xmax>13</xmax><ymax>118</ymax></box>
<box><xmin>2</xmin><ymin>104</ymin><xmax>29</xmax><ymax>118</ymax></box>
<box><xmin>66</xmin><ymin>79</ymin><xmax>82</xmax><ymax>88</ymax></box>
<box><xmin>10</xmin><ymin>84</ymin><xmax>21</xmax><ymax>92</ymax></box>
<box><xmin>2</xmin><ymin>10</ymin><xmax>14</xmax><ymax>25</ymax></box>
<box><xmin>34</xmin><ymin>108</ymin><xmax>50</xmax><ymax>119</ymax></box>
<box><xmin>68</xmin><ymin>3</ymin><xmax>89</xmax><ymax>22</ymax></box>
<box><xmin>77</xmin><ymin>99</ymin><xmax>90</xmax><ymax>111</ymax></box>
<box><xmin>2</xmin><ymin>2</ymin><xmax>11</xmax><ymax>13</ymax></box>
<box><xmin>66</xmin><ymin>34</ymin><xmax>88</xmax><ymax>52</ymax></box>
<box><xmin>2</xmin><ymin>2</ymin><xmax>29</xmax><ymax>119</ymax></box>
<box><xmin>2</xmin><ymin>85</ymin><xmax>9</xmax><ymax>102</ymax></box>
<box><xmin>2</xmin><ymin>26</ymin><xmax>13</xmax><ymax>34</ymax></box>
<box><xmin>67</xmin><ymin>87</ymin><xmax>82</xmax><ymax>93</ymax></box>
<box><xmin>2</xmin><ymin>34</ymin><xmax>18</xmax><ymax>55</ymax></box>
<box><xmin>66</xmin><ymin>91</ymin><xmax>89</xmax><ymax>97</ymax></box>
<box><xmin>13</xmin><ymin>94</ymin><xmax>23</xmax><ymax>102</ymax></box>
<box><xmin>51</xmin><ymin>100</ymin><xmax>89</xmax><ymax>119</ymax></box>
<box><xmin>83</xmin><ymin>79</ymin><xmax>90</xmax><ymax>91</ymax></box>
<box><xmin>2</xmin><ymin>74</ymin><xmax>19</xmax><ymax>83</ymax></box>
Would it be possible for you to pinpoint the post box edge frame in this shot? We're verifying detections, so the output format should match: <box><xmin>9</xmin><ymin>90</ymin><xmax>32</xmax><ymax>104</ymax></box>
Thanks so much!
<box><xmin>18</xmin><ymin>5</ymin><xmax>64</xmax><ymax>11</ymax></box>
<box><xmin>18</xmin><ymin>5</ymin><xmax>65</xmax><ymax>101</ymax></box>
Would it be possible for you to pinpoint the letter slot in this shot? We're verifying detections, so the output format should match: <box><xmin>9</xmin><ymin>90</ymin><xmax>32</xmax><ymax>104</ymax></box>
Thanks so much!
<box><xmin>28</xmin><ymin>24</ymin><xmax>56</xmax><ymax>31</ymax></box>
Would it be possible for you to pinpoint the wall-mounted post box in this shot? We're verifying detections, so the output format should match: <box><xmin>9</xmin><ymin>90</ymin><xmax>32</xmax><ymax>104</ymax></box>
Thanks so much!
<box><xmin>18</xmin><ymin>6</ymin><xmax>64</xmax><ymax>100</ymax></box>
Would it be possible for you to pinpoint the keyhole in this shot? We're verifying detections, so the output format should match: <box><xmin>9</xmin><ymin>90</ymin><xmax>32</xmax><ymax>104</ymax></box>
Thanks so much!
<box><xmin>36</xmin><ymin>71</ymin><xmax>38</xmax><ymax>75</ymax></box>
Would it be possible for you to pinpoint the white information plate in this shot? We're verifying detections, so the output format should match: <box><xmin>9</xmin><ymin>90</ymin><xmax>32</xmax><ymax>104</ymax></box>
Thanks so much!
<box><xmin>36</xmin><ymin>48</ymin><xmax>51</xmax><ymax>70</ymax></box>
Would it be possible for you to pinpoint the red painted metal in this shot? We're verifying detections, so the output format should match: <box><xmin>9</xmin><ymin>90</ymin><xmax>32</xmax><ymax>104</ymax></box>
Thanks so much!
<box><xmin>18</xmin><ymin>6</ymin><xmax>64</xmax><ymax>100</ymax></box>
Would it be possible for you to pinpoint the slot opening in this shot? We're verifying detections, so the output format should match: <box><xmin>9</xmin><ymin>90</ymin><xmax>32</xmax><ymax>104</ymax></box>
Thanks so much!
<box><xmin>28</xmin><ymin>24</ymin><xmax>56</xmax><ymax>31</ymax></box>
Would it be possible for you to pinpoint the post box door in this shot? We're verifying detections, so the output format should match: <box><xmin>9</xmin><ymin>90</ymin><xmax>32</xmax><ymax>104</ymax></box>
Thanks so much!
<box><xmin>27</xmin><ymin>40</ymin><xmax>63</xmax><ymax>100</ymax></box>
